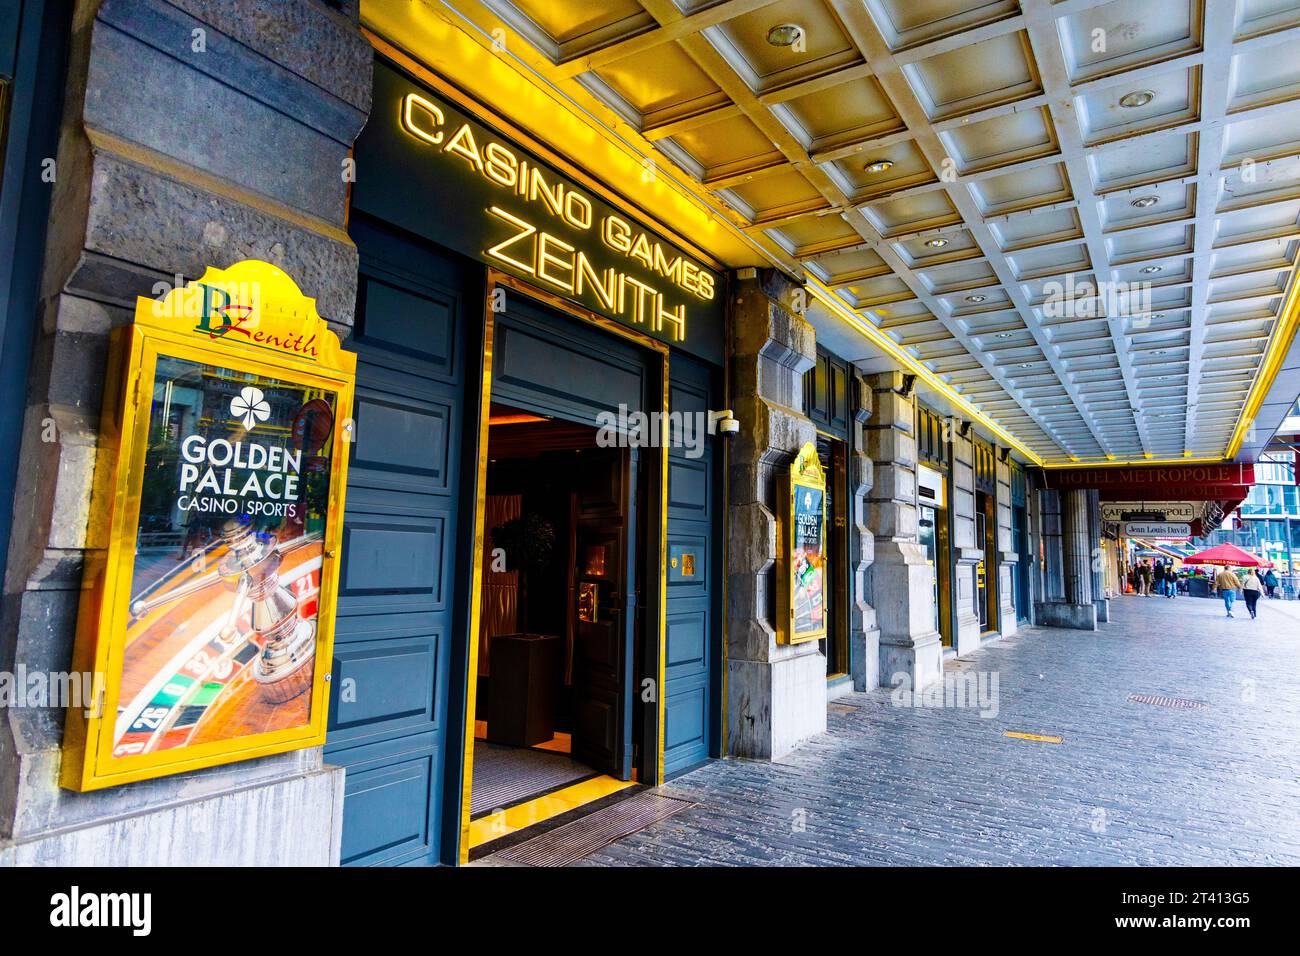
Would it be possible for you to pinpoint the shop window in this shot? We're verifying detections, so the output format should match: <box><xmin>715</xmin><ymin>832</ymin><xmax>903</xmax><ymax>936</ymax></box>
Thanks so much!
<box><xmin>803</xmin><ymin>347</ymin><xmax>850</xmax><ymax>436</ymax></box>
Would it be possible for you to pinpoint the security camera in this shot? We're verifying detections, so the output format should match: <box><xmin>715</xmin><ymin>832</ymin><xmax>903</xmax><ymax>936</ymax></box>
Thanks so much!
<box><xmin>709</xmin><ymin>409</ymin><xmax>740</xmax><ymax>436</ymax></box>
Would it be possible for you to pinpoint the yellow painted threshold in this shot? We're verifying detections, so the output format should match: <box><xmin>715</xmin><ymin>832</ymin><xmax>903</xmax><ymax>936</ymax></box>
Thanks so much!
<box><xmin>467</xmin><ymin>776</ymin><xmax>636</xmax><ymax>851</ymax></box>
<box><xmin>1003</xmin><ymin>731</ymin><xmax>1063</xmax><ymax>744</ymax></box>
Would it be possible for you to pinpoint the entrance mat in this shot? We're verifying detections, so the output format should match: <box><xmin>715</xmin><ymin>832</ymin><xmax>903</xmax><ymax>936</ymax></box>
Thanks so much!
<box><xmin>494</xmin><ymin>792</ymin><xmax>695</xmax><ymax>867</ymax></box>
<box><xmin>828</xmin><ymin>702</ymin><xmax>858</xmax><ymax>714</ymax></box>
<box><xmin>470</xmin><ymin>741</ymin><xmax>596</xmax><ymax>817</ymax></box>
<box><xmin>1128</xmin><ymin>693</ymin><xmax>1207</xmax><ymax>711</ymax></box>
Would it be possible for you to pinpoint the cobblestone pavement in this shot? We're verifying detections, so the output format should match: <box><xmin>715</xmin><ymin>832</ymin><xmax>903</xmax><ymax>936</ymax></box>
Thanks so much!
<box><xmin>580</xmin><ymin>595</ymin><xmax>1300</xmax><ymax>866</ymax></box>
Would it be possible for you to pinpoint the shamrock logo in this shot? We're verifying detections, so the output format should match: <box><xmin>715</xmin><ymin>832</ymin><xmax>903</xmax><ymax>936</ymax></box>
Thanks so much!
<box><xmin>231</xmin><ymin>386</ymin><xmax>271</xmax><ymax>430</ymax></box>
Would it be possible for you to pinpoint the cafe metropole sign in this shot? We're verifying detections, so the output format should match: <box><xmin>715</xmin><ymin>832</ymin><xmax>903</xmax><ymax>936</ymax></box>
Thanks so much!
<box><xmin>351</xmin><ymin>60</ymin><xmax>727</xmax><ymax>364</ymax></box>
<box><xmin>62</xmin><ymin>261</ymin><xmax>356</xmax><ymax>790</ymax></box>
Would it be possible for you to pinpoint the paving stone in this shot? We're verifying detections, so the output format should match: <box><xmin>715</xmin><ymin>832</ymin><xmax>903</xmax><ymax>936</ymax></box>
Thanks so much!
<box><xmin>576</xmin><ymin>594</ymin><xmax>1300</xmax><ymax>866</ymax></box>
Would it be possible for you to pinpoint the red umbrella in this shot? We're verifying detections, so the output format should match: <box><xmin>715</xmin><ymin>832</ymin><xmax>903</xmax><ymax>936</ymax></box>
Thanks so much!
<box><xmin>1181</xmin><ymin>542</ymin><xmax>1267</xmax><ymax>567</ymax></box>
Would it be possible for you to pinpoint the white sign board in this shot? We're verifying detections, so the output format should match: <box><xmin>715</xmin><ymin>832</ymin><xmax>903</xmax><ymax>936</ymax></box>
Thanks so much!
<box><xmin>1123</xmin><ymin>522</ymin><xmax>1191</xmax><ymax>539</ymax></box>
<box><xmin>1102</xmin><ymin>501</ymin><xmax>1198</xmax><ymax>521</ymax></box>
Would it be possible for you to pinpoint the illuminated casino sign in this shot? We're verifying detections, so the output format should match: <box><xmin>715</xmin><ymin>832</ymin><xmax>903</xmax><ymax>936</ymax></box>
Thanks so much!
<box><xmin>352</xmin><ymin>61</ymin><xmax>726</xmax><ymax>363</ymax></box>
<box><xmin>62</xmin><ymin>261</ymin><xmax>355</xmax><ymax>791</ymax></box>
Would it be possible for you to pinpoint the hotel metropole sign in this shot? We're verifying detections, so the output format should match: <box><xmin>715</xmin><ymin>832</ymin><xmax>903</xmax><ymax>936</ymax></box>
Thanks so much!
<box><xmin>62</xmin><ymin>261</ymin><xmax>356</xmax><ymax>790</ymax></box>
<box><xmin>1041</xmin><ymin>464</ymin><xmax>1255</xmax><ymax>501</ymax></box>
<box><xmin>352</xmin><ymin>61</ymin><xmax>726</xmax><ymax>364</ymax></box>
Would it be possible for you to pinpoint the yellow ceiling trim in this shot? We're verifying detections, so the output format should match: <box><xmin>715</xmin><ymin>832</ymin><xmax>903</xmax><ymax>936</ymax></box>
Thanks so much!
<box><xmin>805</xmin><ymin>277</ymin><xmax>1045</xmax><ymax>467</ymax></box>
<box><xmin>1225</xmin><ymin>256</ymin><xmax>1300</xmax><ymax>460</ymax></box>
<box><xmin>1039</xmin><ymin>455</ymin><xmax>1230</xmax><ymax>469</ymax></box>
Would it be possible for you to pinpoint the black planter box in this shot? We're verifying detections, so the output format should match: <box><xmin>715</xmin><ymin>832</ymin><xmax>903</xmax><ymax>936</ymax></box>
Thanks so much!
<box><xmin>487</xmin><ymin>633</ymin><xmax>561</xmax><ymax>747</ymax></box>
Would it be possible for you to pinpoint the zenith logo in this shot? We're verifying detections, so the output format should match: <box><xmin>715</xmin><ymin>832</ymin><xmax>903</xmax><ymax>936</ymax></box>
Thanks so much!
<box><xmin>49</xmin><ymin>886</ymin><xmax>152</xmax><ymax>936</ymax></box>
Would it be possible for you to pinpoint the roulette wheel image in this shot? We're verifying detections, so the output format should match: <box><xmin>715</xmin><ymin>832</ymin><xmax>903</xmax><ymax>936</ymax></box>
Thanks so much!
<box><xmin>113</xmin><ymin>521</ymin><xmax>324</xmax><ymax>758</ymax></box>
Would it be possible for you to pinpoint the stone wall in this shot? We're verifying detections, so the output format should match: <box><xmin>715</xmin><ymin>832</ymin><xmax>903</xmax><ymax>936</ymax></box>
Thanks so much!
<box><xmin>995</xmin><ymin>454</ymin><xmax>1018</xmax><ymax>637</ymax></box>
<box><xmin>864</xmin><ymin>372</ymin><xmax>941</xmax><ymax>690</ymax></box>
<box><xmin>949</xmin><ymin>422</ymin><xmax>980</xmax><ymax>653</ymax></box>
<box><xmin>1035</xmin><ymin>487</ymin><xmax>1099</xmax><ymax>631</ymax></box>
<box><xmin>725</xmin><ymin>270</ymin><xmax>825</xmax><ymax>759</ymax></box>
<box><xmin>847</xmin><ymin>370</ymin><xmax>880</xmax><ymax>692</ymax></box>
<box><xmin>0</xmin><ymin>0</ymin><xmax>371</xmax><ymax>864</ymax></box>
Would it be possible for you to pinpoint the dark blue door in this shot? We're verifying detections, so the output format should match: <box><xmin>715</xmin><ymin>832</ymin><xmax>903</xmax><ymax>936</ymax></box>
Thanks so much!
<box><xmin>0</xmin><ymin>0</ymin><xmax>68</xmax><ymax>596</ymax></box>
<box><xmin>327</xmin><ymin>216</ymin><xmax>473</xmax><ymax>866</ymax></box>
<box><xmin>663</xmin><ymin>355</ymin><xmax>718</xmax><ymax>778</ymax></box>
<box><xmin>571</xmin><ymin>447</ymin><xmax>637</xmax><ymax>779</ymax></box>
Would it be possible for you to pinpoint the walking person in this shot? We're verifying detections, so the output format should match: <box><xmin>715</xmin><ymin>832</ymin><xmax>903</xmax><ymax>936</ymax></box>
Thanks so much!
<box><xmin>1263</xmin><ymin>567</ymin><xmax>1279</xmax><ymax>599</ymax></box>
<box><xmin>1242</xmin><ymin>569</ymin><xmax>1263</xmax><ymax>619</ymax></box>
<box><xmin>1165</xmin><ymin>567</ymin><xmax>1178</xmax><ymax>599</ymax></box>
<box><xmin>1139</xmin><ymin>561</ymin><xmax>1153</xmax><ymax>596</ymax></box>
<box><xmin>1214</xmin><ymin>566</ymin><xmax>1241</xmax><ymax>618</ymax></box>
<box><xmin>1153</xmin><ymin>560</ymin><xmax>1166</xmax><ymax>598</ymax></box>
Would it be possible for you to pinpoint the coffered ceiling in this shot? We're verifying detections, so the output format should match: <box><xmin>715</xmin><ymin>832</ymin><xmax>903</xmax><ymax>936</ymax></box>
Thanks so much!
<box><xmin>395</xmin><ymin>0</ymin><xmax>1300</xmax><ymax>465</ymax></box>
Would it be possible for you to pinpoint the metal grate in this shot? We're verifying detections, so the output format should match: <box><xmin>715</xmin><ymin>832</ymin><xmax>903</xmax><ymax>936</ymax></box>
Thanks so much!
<box><xmin>1128</xmin><ymin>694</ymin><xmax>1207</xmax><ymax>711</ymax></box>
<box><xmin>495</xmin><ymin>792</ymin><xmax>693</xmax><ymax>867</ymax></box>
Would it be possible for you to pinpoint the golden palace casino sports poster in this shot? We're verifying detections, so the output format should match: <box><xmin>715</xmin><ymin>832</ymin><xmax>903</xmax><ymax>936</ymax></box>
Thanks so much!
<box><xmin>781</xmin><ymin>442</ymin><xmax>826</xmax><ymax>645</ymax></box>
<box><xmin>63</xmin><ymin>260</ymin><xmax>354</xmax><ymax>791</ymax></box>
<box><xmin>791</xmin><ymin>484</ymin><xmax>825</xmax><ymax>636</ymax></box>
<box><xmin>117</xmin><ymin>360</ymin><xmax>337</xmax><ymax>757</ymax></box>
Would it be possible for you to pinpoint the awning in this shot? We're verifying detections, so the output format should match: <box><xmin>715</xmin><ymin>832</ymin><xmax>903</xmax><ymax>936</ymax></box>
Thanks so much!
<box><xmin>1181</xmin><ymin>542</ymin><xmax>1268</xmax><ymax>567</ymax></box>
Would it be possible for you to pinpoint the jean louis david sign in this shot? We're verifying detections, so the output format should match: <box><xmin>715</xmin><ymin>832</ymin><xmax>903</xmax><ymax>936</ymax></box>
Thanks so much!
<box><xmin>1123</xmin><ymin>522</ymin><xmax>1192</xmax><ymax>539</ymax></box>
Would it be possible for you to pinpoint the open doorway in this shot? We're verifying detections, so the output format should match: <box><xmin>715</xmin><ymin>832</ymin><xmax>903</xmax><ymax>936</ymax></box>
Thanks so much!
<box><xmin>469</xmin><ymin>404</ymin><xmax>641</xmax><ymax>826</ymax></box>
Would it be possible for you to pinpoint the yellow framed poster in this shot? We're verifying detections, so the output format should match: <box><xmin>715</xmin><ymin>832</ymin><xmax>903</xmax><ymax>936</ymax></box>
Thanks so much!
<box><xmin>61</xmin><ymin>261</ymin><xmax>356</xmax><ymax>791</ymax></box>
<box><xmin>779</xmin><ymin>442</ymin><xmax>827</xmax><ymax>645</ymax></box>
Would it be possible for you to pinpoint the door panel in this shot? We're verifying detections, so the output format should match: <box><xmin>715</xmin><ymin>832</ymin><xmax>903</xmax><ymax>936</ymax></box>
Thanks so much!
<box><xmin>491</xmin><ymin>293</ymin><xmax>648</xmax><ymax>427</ymax></box>
<box><xmin>663</xmin><ymin>357</ymin><xmax>717</xmax><ymax>778</ymax></box>
<box><xmin>571</xmin><ymin>449</ymin><xmax>635</xmax><ymax>779</ymax></box>
<box><xmin>328</xmin><ymin>216</ymin><xmax>473</xmax><ymax>866</ymax></box>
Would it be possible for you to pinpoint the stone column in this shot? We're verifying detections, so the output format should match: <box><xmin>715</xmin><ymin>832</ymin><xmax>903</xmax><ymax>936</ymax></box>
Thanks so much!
<box><xmin>864</xmin><ymin>373</ymin><xmax>942</xmax><ymax>690</ymax></box>
<box><xmin>0</xmin><ymin>0</ymin><xmax>369</xmax><ymax>864</ymax></box>
<box><xmin>1063</xmin><ymin>488</ymin><xmax>1094</xmax><ymax>607</ymax></box>
<box><xmin>848</xmin><ymin>371</ymin><xmax>880</xmax><ymax>692</ymax></box>
<box><xmin>1087</xmin><ymin>489</ymin><xmax>1109</xmax><ymax>623</ymax></box>
<box><xmin>1038</xmin><ymin>488</ymin><xmax>1066</xmax><ymax>602</ymax></box>
<box><xmin>1036</xmin><ymin>488</ymin><xmax>1099</xmax><ymax>630</ymax></box>
<box><xmin>726</xmin><ymin>270</ymin><xmax>825</xmax><ymax>760</ymax></box>
<box><xmin>995</xmin><ymin>453</ymin><xmax>1018</xmax><ymax>637</ymax></box>
<box><xmin>1025</xmin><ymin>471</ymin><xmax>1046</xmax><ymax>625</ymax></box>
<box><xmin>949</xmin><ymin>423</ymin><xmax>981</xmax><ymax>654</ymax></box>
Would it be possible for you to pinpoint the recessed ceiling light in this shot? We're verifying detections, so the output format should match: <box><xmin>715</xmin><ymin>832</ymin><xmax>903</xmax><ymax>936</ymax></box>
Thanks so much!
<box><xmin>1119</xmin><ymin>89</ymin><xmax>1155</xmax><ymax>108</ymax></box>
<box><xmin>766</xmin><ymin>23</ymin><xmax>804</xmax><ymax>47</ymax></box>
<box><xmin>965</xmin><ymin>294</ymin><xmax>986</xmax><ymax>303</ymax></box>
<box><xmin>996</xmin><ymin>332</ymin><xmax>1014</xmax><ymax>338</ymax></box>
<box><xmin>1130</xmin><ymin>195</ymin><xmax>1158</xmax><ymax>208</ymax></box>
<box><xmin>925</xmin><ymin>237</ymin><xmax>948</xmax><ymax>248</ymax></box>
<box><xmin>1139</xmin><ymin>265</ymin><xmax>1161</xmax><ymax>274</ymax></box>
<box><xmin>1019</xmin><ymin>363</ymin><xmax>1033</xmax><ymax>369</ymax></box>
<box><xmin>864</xmin><ymin>159</ymin><xmax>894</xmax><ymax>174</ymax></box>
